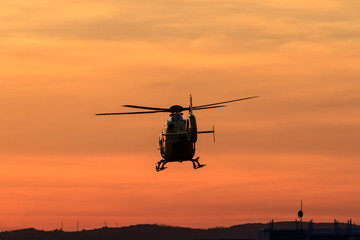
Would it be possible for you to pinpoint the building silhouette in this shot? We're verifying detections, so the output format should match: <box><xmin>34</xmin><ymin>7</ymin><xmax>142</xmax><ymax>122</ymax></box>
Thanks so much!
<box><xmin>259</xmin><ymin>219</ymin><xmax>360</xmax><ymax>240</ymax></box>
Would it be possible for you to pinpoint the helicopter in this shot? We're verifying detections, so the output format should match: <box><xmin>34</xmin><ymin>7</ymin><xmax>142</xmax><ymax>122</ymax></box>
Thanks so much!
<box><xmin>95</xmin><ymin>95</ymin><xmax>258</xmax><ymax>172</ymax></box>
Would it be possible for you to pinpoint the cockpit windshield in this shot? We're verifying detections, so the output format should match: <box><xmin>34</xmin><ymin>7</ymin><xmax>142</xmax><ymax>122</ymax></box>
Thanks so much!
<box><xmin>171</xmin><ymin>113</ymin><xmax>183</xmax><ymax>121</ymax></box>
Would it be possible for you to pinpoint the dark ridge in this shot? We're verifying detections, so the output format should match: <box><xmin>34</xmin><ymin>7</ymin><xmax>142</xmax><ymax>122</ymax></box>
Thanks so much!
<box><xmin>0</xmin><ymin>222</ymin><xmax>353</xmax><ymax>240</ymax></box>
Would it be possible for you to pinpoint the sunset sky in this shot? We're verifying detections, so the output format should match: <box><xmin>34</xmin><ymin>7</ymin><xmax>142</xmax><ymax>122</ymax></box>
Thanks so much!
<box><xmin>1</xmin><ymin>0</ymin><xmax>360</xmax><ymax>231</ymax></box>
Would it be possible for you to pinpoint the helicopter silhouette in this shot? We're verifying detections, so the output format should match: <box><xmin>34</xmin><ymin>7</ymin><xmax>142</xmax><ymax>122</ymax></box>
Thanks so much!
<box><xmin>95</xmin><ymin>95</ymin><xmax>258</xmax><ymax>171</ymax></box>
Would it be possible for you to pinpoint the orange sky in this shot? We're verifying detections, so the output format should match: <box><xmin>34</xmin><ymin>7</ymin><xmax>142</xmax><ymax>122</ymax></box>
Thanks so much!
<box><xmin>1</xmin><ymin>0</ymin><xmax>360</xmax><ymax>231</ymax></box>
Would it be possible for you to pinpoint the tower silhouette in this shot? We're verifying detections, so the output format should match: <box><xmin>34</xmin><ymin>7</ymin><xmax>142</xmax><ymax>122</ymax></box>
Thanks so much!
<box><xmin>297</xmin><ymin>200</ymin><xmax>303</xmax><ymax>229</ymax></box>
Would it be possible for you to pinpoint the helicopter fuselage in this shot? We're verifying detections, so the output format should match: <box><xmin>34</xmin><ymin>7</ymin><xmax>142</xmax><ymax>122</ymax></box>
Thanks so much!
<box><xmin>159</xmin><ymin>113</ymin><xmax>195</xmax><ymax>162</ymax></box>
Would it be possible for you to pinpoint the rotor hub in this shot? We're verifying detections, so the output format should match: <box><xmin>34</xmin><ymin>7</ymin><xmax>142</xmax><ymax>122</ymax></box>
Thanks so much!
<box><xmin>169</xmin><ymin>105</ymin><xmax>184</xmax><ymax>113</ymax></box>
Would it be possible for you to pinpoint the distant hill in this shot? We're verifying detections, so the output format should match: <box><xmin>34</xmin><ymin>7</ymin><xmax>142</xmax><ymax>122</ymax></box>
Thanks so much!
<box><xmin>0</xmin><ymin>222</ymin><xmax>351</xmax><ymax>240</ymax></box>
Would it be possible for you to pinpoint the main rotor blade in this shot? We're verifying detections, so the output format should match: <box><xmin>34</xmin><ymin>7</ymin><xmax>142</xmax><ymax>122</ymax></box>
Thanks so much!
<box><xmin>95</xmin><ymin>110</ymin><xmax>167</xmax><ymax>115</ymax></box>
<box><xmin>194</xmin><ymin>96</ymin><xmax>259</xmax><ymax>108</ymax></box>
<box><xmin>193</xmin><ymin>105</ymin><xmax>226</xmax><ymax>110</ymax></box>
<box><xmin>123</xmin><ymin>105</ymin><xmax>169</xmax><ymax>111</ymax></box>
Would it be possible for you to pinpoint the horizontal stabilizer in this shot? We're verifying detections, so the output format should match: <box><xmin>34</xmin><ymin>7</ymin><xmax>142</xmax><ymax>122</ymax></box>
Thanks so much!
<box><xmin>197</xmin><ymin>130</ymin><xmax>214</xmax><ymax>134</ymax></box>
<box><xmin>198</xmin><ymin>126</ymin><xmax>215</xmax><ymax>142</ymax></box>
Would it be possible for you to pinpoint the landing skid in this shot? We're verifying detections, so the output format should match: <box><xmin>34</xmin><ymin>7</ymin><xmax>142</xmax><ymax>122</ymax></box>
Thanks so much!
<box><xmin>155</xmin><ymin>157</ymin><xmax>205</xmax><ymax>172</ymax></box>
<box><xmin>191</xmin><ymin>157</ymin><xmax>206</xmax><ymax>169</ymax></box>
<box><xmin>155</xmin><ymin>160</ymin><xmax>168</xmax><ymax>172</ymax></box>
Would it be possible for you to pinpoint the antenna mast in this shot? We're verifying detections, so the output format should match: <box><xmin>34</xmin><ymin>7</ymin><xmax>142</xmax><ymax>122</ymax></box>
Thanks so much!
<box><xmin>297</xmin><ymin>200</ymin><xmax>304</xmax><ymax>229</ymax></box>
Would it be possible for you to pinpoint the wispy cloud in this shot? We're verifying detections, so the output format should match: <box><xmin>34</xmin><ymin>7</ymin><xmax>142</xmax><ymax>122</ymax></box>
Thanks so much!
<box><xmin>1</xmin><ymin>0</ymin><xmax>360</xmax><ymax>45</ymax></box>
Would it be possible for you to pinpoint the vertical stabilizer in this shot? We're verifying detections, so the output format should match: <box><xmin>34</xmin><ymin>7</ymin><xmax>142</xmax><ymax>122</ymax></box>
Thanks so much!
<box><xmin>189</xmin><ymin>94</ymin><xmax>193</xmax><ymax>114</ymax></box>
